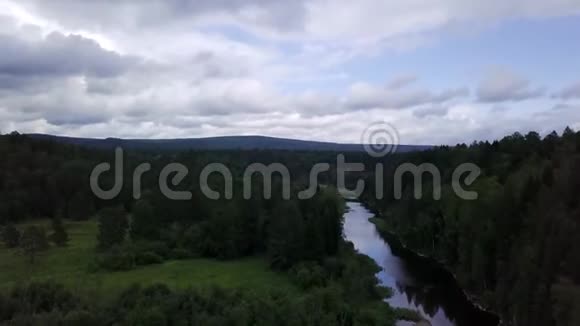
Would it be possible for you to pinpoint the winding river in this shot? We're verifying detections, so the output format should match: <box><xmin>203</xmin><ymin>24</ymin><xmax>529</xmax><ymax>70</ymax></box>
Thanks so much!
<box><xmin>342</xmin><ymin>201</ymin><xmax>499</xmax><ymax>326</ymax></box>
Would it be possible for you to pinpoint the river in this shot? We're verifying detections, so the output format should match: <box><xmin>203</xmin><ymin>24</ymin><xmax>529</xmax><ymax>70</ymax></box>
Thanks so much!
<box><xmin>342</xmin><ymin>201</ymin><xmax>499</xmax><ymax>326</ymax></box>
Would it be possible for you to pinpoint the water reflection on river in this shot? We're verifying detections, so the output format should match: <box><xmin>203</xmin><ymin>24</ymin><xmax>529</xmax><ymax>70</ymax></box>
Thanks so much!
<box><xmin>343</xmin><ymin>201</ymin><xmax>497</xmax><ymax>326</ymax></box>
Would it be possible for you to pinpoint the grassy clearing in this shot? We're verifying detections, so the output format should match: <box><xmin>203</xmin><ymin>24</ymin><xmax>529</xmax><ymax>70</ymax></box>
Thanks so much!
<box><xmin>0</xmin><ymin>219</ymin><xmax>295</xmax><ymax>296</ymax></box>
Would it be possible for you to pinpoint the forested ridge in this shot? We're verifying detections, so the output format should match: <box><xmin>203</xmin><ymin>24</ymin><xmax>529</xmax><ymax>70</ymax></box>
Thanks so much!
<box><xmin>0</xmin><ymin>132</ymin><xmax>415</xmax><ymax>325</ymax></box>
<box><xmin>362</xmin><ymin>127</ymin><xmax>580</xmax><ymax>326</ymax></box>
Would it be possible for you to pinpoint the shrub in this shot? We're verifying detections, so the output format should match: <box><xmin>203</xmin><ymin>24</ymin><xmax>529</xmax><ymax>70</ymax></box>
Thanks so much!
<box><xmin>322</xmin><ymin>256</ymin><xmax>344</xmax><ymax>278</ymax></box>
<box><xmin>85</xmin><ymin>260</ymin><xmax>100</xmax><ymax>274</ymax></box>
<box><xmin>8</xmin><ymin>282</ymin><xmax>80</xmax><ymax>315</ymax></box>
<box><xmin>182</xmin><ymin>224</ymin><xmax>203</xmax><ymax>255</ymax></box>
<box><xmin>49</xmin><ymin>218</ymin><xmax>69</xmax><ymax>247</ymax></box>
<box><xmin>135</xmin><ymin>252</ymin><xmax>164</xmax><ymax>266</ymax></box>
<box><xmin>133</xmin><ymin>241</ymin><xmax>170</xmax><ymax>259</ymax></box>
<box><xmin>291</xmin><ymin>262</ymin><xmax>327</xmax><ymax>289</ymax></box>
<box><xmin>169</xmin><ymin>248</ymin><xmax>192</xmax><ymax>260</ymax></box>
<box><xmin>126</xmin><ymin>306</ymin><xmax>167</xmax><ymax>326</ymax></box>
<box><xmin>8</xmin><ymin>312</ymin><xmax>61</xmax><ymax>326</ymax></box>
<box><xmin>62</xmin><ymin>310</ymin><xmax>101</xmax><ymax>326</ymax></box>
<box><xmin>95</xmin><ymin>250</ymin><xmax>135</xmax><ymax>271</ymax></box>
<box><xmin>1</xmin><ymin>224</ymin><xmax>20</xmax><ymax>248</ymax></box>
<box><xmin>20</xmin><ymin>226</ymin><xmax>49</xmax><ymax>264</ymax></box>
<box><xmin>0</xmin><ymin>292</ymin><xmax>16</xmax><ymax>321</ymax></box>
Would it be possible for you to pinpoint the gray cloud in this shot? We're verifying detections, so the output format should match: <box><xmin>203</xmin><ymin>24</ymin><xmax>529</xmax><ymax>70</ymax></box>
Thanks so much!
<box><xmin>553</xmin><ymin>81</ymin><xmax>580</xmax><ymax>100</ymax></box>
<box><xmin>45</xmin><ymin>114</ymin><xmax>109</xmax><ymax>127</ymax></box>
<box><xmin>387</xmin><ymin>74</ymin><xmax>418</xmax><ymax>89</ymax></box>
<box><xmin>0</xmin><ymin>74</ymin><xmax>58</xmax><ymax>93</ymax></box>
<box><xmin>0</xmin><ymin>25</ymin><xmax>144</xmax><ymax>128</ymax></box>
<box><xmin>413</xmin><ymin>106</ymin><xmax>449</xmax><ymax>118</ymax></box>
<box><xmin>435</xmin><ymin>88</ymin><xmax>470</xmax><ymax>102</ymax></box>
<box><xmin>0</xmin><ymin>32</ymin><xmax>137</xmax><ymax>82</ymax></box>
<box><xmin>0</xmin><ymin>78</ymin><xmax>112</xmax><ymax>127</ymax></box>
<box><xmin>477</xmin><ymin>69</ymin><xmax>544</xmax><ymax>103</ymax></box>
<box><xmin>346</xmin><ymin>83</ymin><xmax>469</xmax><ymax>111</ymax></box>
<box><xmin>18</xmin><ymin>0</ymin><xmax>307</xmax><ymax>33</ymax></box>
<box><xmin>552</xmin><ymin>103</ymin><xmax>578</xmax><ymax>111</ymax></box>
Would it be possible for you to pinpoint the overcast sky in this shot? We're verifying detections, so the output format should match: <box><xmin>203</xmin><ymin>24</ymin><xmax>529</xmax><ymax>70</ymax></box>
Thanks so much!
<box><xmin>1</xmin><ymin>0</ymin><xmax>579</xmax><ymax>145</ymax></box>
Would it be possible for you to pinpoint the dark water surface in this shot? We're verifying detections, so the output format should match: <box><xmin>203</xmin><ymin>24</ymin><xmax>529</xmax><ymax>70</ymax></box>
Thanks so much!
<box><xmin>342</xmin><ymin>201</ymin><xmax>499</xmax><ymax>326</ymax></box>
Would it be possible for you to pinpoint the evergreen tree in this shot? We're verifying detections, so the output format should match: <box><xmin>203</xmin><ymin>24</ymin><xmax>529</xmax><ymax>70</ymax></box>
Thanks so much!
<box><xmin>130</xmin><ymin>199</ymin><xmax>159</xmax><ymax>240</ymax></box>
<box><xmin>49</xmin><ymin>218</ymin><xmax>69</xmax><ymax>247</ymax></box>
<box><xmin>233</xmin><ymin>197</ymin><xmax>260</xmax><ymax>255</ymax></box>
<box><xmin>97</xmin><ymin>206</ymin><xmax>128</xmax><ymax>250</ymax></box>
<box><xmin>317</xmin><ymin>189</ymin><xmax>343</xmax><ymax>255</ymax></box>
<box><xmin>205</xmin><ymin>205</ymin><xmax>238</xmax><ymax>259</ymax></box>
<box><xmin>563</xmin><ymin>126</ymin><xmax>575</xmax><ymax>139</ymax></box>
<box><xmin>268</xmin><ymin>200</ymin><xmax>305</xmax><ymax>269</ymax></box>
<box><xmin>304</xmin><ymin>215</ymin><xmax>325</xmax><ymax>261</ymax></box>
<box><xmin>20</xmin><ymin>226</ymin><xmax>49</xmax><ymax>264</ymax></box>
<box><xmin>51</xmin><ymin>160</ymin><xmax>90</xmax><ymax>220</ymax></box>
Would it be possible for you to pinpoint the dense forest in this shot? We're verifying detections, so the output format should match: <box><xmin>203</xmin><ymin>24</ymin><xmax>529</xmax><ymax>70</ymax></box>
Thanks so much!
<box><xmin>362</xmin><ymin>127</ymin><xmax>580</xmax><ymax>326</ymax></box>
<box><xmin>0</xmin><ymin>278</ymin><xmax>413</xmax><ymax>325</ymax></box>
<box><xmin>2</xmin><ymin>129</ymin><xmax>580</xmax><ymax>325</ymax></box>
<box><xmin>0</xmin><ymin>132</ymin><xmax>415</xmax><ymax>325</ymax></box>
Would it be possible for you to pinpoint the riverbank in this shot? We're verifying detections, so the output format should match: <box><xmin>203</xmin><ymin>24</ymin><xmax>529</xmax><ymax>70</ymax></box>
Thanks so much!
<box><xmin>367</xmin><ymin>215</ymin><xmax>500</xmax><ymax>326</ymax></box>
<box><xmin>346</xmin><ymin>202</ymin><xmax>468</xmax><ymax>325</ymax></box>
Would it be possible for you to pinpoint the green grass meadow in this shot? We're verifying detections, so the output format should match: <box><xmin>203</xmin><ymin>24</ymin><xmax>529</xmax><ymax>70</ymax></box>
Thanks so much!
<box><xmin>0</xmin><ymin>219</ymin><xmax>295</xmax><ymax>296</ymax></box>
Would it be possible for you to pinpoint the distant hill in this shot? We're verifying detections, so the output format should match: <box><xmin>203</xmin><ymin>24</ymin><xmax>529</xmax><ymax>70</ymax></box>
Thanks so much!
<box><xmin>27</xmin><ymin>133</ymin><xmax>431</xmax><ymax>153</ymax></box>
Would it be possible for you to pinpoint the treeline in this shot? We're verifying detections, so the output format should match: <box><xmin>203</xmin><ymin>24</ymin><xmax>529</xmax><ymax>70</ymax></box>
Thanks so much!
<box><xmin>0</xmin><ymin>132</ymin><xmax>100</xmax><ymax>222</ymax></box>
<box><xmin>0</xmin><ymin>278</ymin><xmax>403</xmax><ymax>326</ymax></box>
<box><xmin>0</xmin><ymin>132</ymin><xmax>344</xmax><ymax>267</ymax></box>
<box><xmin>362</xmin><ymin>127</ymin><xmax>580</xmax><ymax>326</ymax></box>
<box><xmin>0</xmin><ymin>132</ymin><xmax>382</xmax><ymax>237</ymax></box>
<box><xmin>0</xmin><ymin>131</ymin><xmax>343</xmax><ymax>225</ymax></box>
<box><xmin>91</xmin><ymin>186</ymin><xmax>344</xmax><ymax>273</ymax></box>
<box><xmin>0</xmin><ymin>132</ymin><xmax>349</xmax><ymax>270</ymax></box>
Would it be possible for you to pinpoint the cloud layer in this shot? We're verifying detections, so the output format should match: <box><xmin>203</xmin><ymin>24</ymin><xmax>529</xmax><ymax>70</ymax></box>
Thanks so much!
<box><xmin>0</xmin><ymin>0</ymin><xmax>579</xmax><ymax>145</ymax></box>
